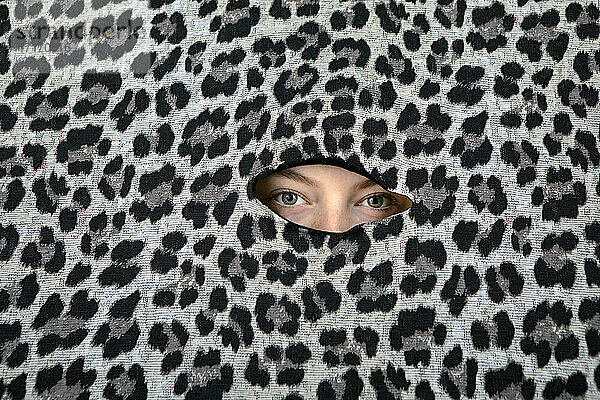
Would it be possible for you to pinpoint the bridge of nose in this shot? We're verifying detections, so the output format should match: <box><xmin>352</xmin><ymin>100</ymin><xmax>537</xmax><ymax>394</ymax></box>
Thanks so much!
<box><xmin>311</xmin><ymin>204</ymin><xmax>356</xmax><ymax>233</ymax></box>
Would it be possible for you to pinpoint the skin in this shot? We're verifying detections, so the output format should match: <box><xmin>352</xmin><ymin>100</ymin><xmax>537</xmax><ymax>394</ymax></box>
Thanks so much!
<box><xmin>254</xmin><ymin>164</ymin><xmax>412</xmax><ymax>233</ymax></box>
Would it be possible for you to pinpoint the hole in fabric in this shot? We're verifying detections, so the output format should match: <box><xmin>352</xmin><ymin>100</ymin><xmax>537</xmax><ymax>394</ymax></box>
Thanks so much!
<box><xmin>254</xmin><ymin>163</ymin><xmax>412</xmax><ymax>234</ymax></box>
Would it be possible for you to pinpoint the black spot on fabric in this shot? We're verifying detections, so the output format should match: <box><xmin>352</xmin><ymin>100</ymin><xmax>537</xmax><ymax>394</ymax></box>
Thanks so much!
<box><xmin>0</xmin><ymin>104</ymin><xmax>17</xmax><ymax>131</ymax></box>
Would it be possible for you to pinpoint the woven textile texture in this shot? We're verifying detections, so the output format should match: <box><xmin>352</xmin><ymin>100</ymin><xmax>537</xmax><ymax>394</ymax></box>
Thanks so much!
<box><xmin>1</xmin><ymin>0</ymin><xmax>600</xmax><ymax>398</ymax></box>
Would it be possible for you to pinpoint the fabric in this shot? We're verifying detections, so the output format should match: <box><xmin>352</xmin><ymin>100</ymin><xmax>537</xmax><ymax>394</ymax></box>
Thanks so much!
<box><xmin>1</xmin><ymin>0</ymin><xmax>600</xmax><ymax>398</ymax></box>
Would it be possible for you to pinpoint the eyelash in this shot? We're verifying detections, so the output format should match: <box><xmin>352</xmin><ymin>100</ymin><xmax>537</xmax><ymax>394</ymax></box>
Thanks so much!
<box><xmin>271</xmin><ymin>190</ymin><xmax>397</xmax><ymax>212</ymax></box>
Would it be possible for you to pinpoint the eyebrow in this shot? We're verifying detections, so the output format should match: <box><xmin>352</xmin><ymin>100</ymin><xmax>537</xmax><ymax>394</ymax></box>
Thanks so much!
<box><xmin>274</xmin><ymin>170</ymin><xmax>379</xmax><ymax>192</ymax></box>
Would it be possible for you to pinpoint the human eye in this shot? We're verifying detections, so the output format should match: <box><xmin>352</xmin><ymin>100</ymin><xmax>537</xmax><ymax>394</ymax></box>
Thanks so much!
<box><xmin>358</xmin><ymin>193</ymin><xmax>396</xmax><ymax>211</ymax></box>
<box><xmin>272</xmin><ymin>191</ymin><xmax>308</xmax><ymax>206</ymax></box>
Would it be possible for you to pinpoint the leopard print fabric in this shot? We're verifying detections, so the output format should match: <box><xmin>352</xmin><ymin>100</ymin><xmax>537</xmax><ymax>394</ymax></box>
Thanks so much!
<box><xmin>1</xmin><ymin>0</ymin><xmax>600</xmax><ymax>398</ymax></box>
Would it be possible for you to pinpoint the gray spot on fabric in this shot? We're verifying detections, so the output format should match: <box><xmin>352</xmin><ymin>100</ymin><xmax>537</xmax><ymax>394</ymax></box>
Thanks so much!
<box><xmin>187</xmin><ymin>52</ymin><xmax>204</xmax><ymax>69</ymax></box>
<box><xmin>34</xmin><ymin>100</ymin><xmax>58</xmax><ymax>120</ymax></box>
<box><xmin>573</xmin><ymin>137</ymin><xmax>594</xmax><ymax>159</ymax></box>
<box><xmin>240</xmin><ymin>110</ymin><xmax>264</xmax><ymax>132</ymax></box>
<box><xmin>463</xmin><ymin>133</ymin><xmax>487</xmax><ymax>149</ymax></box>
<box><xmin>327</xmin><ymin>126</ymin><xmax>351</xmax><ymax>139</ymax></box>
<box><xmin>309</xmin><ymin>289</ymin><xmax>327</xmax><ymax>310</ymax></box>
<box><xmin>285</xmin><ymin>69</ymin><xmax>313</xmax><ymax>91</ymax></box>
<box><xmin>479</xmin><ymin>317</ymin><xmax>503</xmax><ymax>347</ymax></box>
<box><xmin>297</xmin><ymin>0</ymin><xmax>316</xmax><ymax>8</ymax></box>
<box><xmin>545</xmin><ymin>130</ymin><xmax>563</xmax><ymax>143</ymax></box>
<box><xmin>478</xmin><ymin>18</ymin><xmax>505</xmax><ymax>41</ymax></box>
<box><xmin>326</xmin><ymin>378</ymin><xmax>346</xmax><ymax>398</ymax></box>
<box><xmin>49</xmin><ymin>0</ymin><xmax>85</xmax><ymax>19</ymax></box>
<box><xmin>385</xmin><ymin>6</ymin><xmax>403</xmax><ymax>26</ymax></box>
<box><xmin>545</xmin><ymin>182</ymin><xmax>573</xmax><ymax>200</ymax></box>
<box><xmin>472</xmin><ymin>223</ymin><xmax>496</xmax><ymax>248</ymax></box>
<box><xmin>250</xmin><ymin>217</ymin><xmax>261</xmax><ymax>240</ymax></box>
<box><xmin>124</xmin><ymin>94</ymin><xmax>137</xmax><ymax>115</ymax></box>
<box><xmin>226</xmin><ymin>254</ymin><xmax>243</xmax><ymax>276</ymax></box>
<box><xmin>222</xmin><ymin>8</ymin><xmax>251</xmax><ymax>25</ymax></box>
<box><xmin>53</xmin><ymin>46</ymin><xmax>86</xmax><ymax>69</ymax></box>
<box><xmin>330</xmin><ymin>239</ymin><xmax>358</xmax><ymax>260</ymax></box>
<box><xmin>154</xmin><ymin>18</ymin><xmax>175</xmax><ymax>40</ymax></box>
<box><xmin>145</xmin><ymin>182</ymin><xmax>173</xmax><ymax>209</ymax></box>
<box><xmin>446</xmin><ymin>365</ymin><xmax>468</xmax><ymax>394</ymax></box>
<box><xmin>225</xmin><ymin>314</ymin><xmax>244</xmax><ymax>338</ymax></box>
<box><xmin>91</xmin><ymin>11</ymin><xmax>142</xmax><ymax>61</ymax></box>
<box><xmin>370</xmin><ymin>135</ymin><xmax>387</xmax><ymax>150</ymax></box>
<box><xmin>104</xmin><ymin>172</ymin><xmax>126</xmax><ymax>196</ymax></box>
<box><xmin>130</xmin><ymin>52</ymin><xmax>156</xmax><ymax>75</ymax></box>
<box><xmin>327</xmin><ymin>85</ymin><xmax>355</xmax><ymax>98</ymax></box>
<box><xmin>188</xmin><ymin>365</ymin><xmax>223</xmax><ymax>388</ymax></box>
<box><xmin>204</xmin><ymin>307</ymin><xmax>217</xmax><ymax>319</ymax></box>
<box><xmin>165</xmin><ymin>92</ymin><xmax>178</xmax><ymax>109</ymax></box>
<box><xmin>384</xmin><ymin>384</ymin><xmax>406</xmax><ymax>399</ymax></box>
<box><xmin>387</xmin><ymin>56</ymin><xmax>407</xmax><ymax>77</ymax></box>
<box><xmin>86</xmin><ymin>84</ymin><xmax>111</xmax><ymax>104</ymax></box>
<box><xmin>187</xmin><ymin>122</ymin><xmax>222</xmax><ymax>148</ymax></box>
<box><xmin>401</xmin><ymin>330</ymin><xmax>432</xmax><ymax>351</ymax></box>
<box><xmin>262</xmin><ymin>51</ymin><xmax>280</xmax><ymax>65</ymax></box>
<box><xmin>356</xmin><ymin>278</ymin><xmax>384</xmax><ymax>299</ymax></box>
<box><xmin>110</xmin><ymin>373</ymin><xmax>136</xmax><ymax>397</ymax></box>
<box><xmin>495</xmin><ymin>384</ymin><xmax>524</xmax><ymax>400</ymax></box>
<box><xmin>46</xmin><ymin>185</ymin><xmax>60</xmax><ymax>208</ymax></box>
<box><xmin>569</xmin><ymin>88</ymin><xmax>586</xmax><ymax>106</ymax></box>
<box><xmin>266</xmin><ymin>303</ymin><xmax>291</xmax><ymax>326</ymax></box>
<box><xmin>513</xmin><ymin>225</ymin><xmax>530</xmax><ymax>240</ymax></box>
<box><xmin>583</xmin><ymin>314</ymin><xmax>600</xmax><ymax>331</ymax></box>
<box><xmin>438</xmin><ymin>2</ymin><xmax>461</xmax><ymax>27</ymax></box>
<box><xmin>297</xmin><ymin>30</ymin><xmax>320</xmax><ymax>48</ymax></box>
<box><xmin>335</xmin><ymin>48</ymin><xmax>361</xmax><ymax>65</ymax></box>
<box><xmin>413</xmin><ymin>183</ymin><xmax>448</xmax><ymax>211</ymax></box>
<box><xmin>269</xmin><ymin>255</ymin><xmax>296</xmax><ymax>273</ymax></box>
<box><xmin>86</xmin><ymin>231</ymin><xmax>104</xmax><ymax>250</ymax></box>
<box><xmin>247</xmin><ymin>163</ymin><xmax>267</xmax><ymax>186</ymax></box>
<box><xmin>496</xmin><ymin>267</ymin><xmax>512</xmax><ymax>295</ymax></box>
<box><xmin>38</xmin><ymin>243</ymin><xmax>58</xmax><ymax>266</ymax></box>
<box><xmin>519</xmin><ymin>101</ymin><xmax>534</xmax><ymax>115</ymax></box>
<box><xmin>163</xmin><ymin>329</ymin><xmax>183</xmax><ymax>353</ymax></box>
<box><xmin>92</xmin><ymin>0</ymin><xmax>126</xmax><ymax>10</ymax></box>
<box><xmin>472</xmin><ymin>182</ymin><xmax>495</xmax><ymax>204</ymax></box>
<box><xmin>0</xmin><ymin>335</ymin><xmax>20</xmax><ymax>360</ymax></box>
<box><xmin>0</xmin><ymin>188</ymin><xmax>8</xmax><ymax>207</ymax></box>
<box><xmin>15</xmin><ymin>0</ymin><xmax>43</xmax><ymax>19</ymax></box>
<box><xmin>513</xmin><ymin>145</ymin><xmax>535</xmax><ymax>168</ymax></box>
<box><xmin>529</xmin><ymin>316</ymin><xmax>567</xmax><ymax>347</ymax></box>
<box><xmin>211</xmin><ymin>62</ymin><xmax>235</xmax><ymax>83</ymax></box>
<box><xmin>13</xmin><ymin>57</ymin><xmax>51</xmax><ymax>83</ymax></box>
<box><xmin>14</xmin><ymin>65</ymin><xmax>39</xmax><ymax>83</ymax></box>
<box><xmin>0</xmin><ymin>154</ymin><xmax>21</xmax><ymax>171</ymax></box>
<box><xmin>524</xmin><ymin>24</ymin><xmax>558</xmax><ymax>43</ymax></box>
<box><xmin>108</xmin><ymin>318</ymin><xmax>137</xmax><ymax>337</ymax></box>
<box><xmin>455</xmin><ymin>270</ymin><xmax>466</xmax><ymax>294</ymax></box>
<box><xmin>192</xmin><ymin>183</ymin><xmax>230</xmax><ymax>204</ymax></box>
<box><xmin>412</xmin><ymin>254</ymin><xmax>436</xmax><ymax>278</ymax></box>
<box><xmin>39</xmin><ymin>379</ymin><xmax>88</xmax><ymax>399</ymax></box>
<box><xmin>591</xmin><ymin>56</ymin><xmax>600</xmax><ymax>72</ymax></box>
<box><xmin>542</xmin><ymin>244</ymin><xmax>567</xmax><ymax>269</ymax></box>
<box><xmin>406</xmin><ymin>125</ymin><xmax>443</xmax><ymax>142</ymax></box>
<box><xmin>67</xmin><ymin>146</ymin><xmax>96</xmax><ymax>166</ymax></box>
<box><xmin>40</xmin><ymin>315</ymin><xmax>86</xmax><ymax>335</ymax></box>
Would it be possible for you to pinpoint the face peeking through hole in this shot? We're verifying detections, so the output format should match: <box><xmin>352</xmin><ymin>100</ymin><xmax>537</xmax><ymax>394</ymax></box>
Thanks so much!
<box><xmin>254</xmin><ymin>164</ymin><xmax>412</xmax><ymax>233</ymax></box>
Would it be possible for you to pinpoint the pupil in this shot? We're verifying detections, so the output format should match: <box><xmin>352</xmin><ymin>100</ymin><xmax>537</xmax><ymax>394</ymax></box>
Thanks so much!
<box><xmin>283</xmin><ymin>193</ymin><xmax>296</xmax><ymax>204</ymax></box>
<box><xmin>369</xmin><ymin>196</ymin><xmax>383</xmax><ymax>207</ymax></box>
